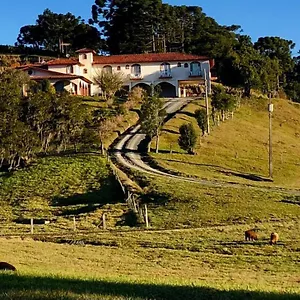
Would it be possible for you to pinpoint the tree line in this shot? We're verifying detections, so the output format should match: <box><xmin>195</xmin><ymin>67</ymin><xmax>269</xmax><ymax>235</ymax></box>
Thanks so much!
<box><xmin>10</xmin><ymin>1</ymin><xmax>300</xmax><ymax>102</ymax></box>
<box><xmin>0</xmin><ymin>69</ymin><xmax>141</xmax><ymax>171</ymax></box>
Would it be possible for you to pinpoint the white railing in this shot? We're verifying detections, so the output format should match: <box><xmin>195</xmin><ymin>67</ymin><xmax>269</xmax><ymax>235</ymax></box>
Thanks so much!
<box><xmin>189</xmin><ymin>70</ymin><xmax>203</xmax><ymax>77</ymax></box>
<box><xmin>130</xmin><ymin>73</ymin><xmax>143</xmax><ymax>80</ymax></box>
<box><xmin>160</xmin><ymin>70</ymin><xmax>172</xmax><ymax>78</ymax></box>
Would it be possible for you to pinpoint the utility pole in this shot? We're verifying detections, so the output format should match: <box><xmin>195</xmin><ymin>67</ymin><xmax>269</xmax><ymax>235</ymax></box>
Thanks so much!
<box><xmin>268</xmin><ymin>97</ymin><xmax>273</xmax><ymax>179</ymax></box>
<box><xmin>204</xmin><ymin>71</ymin><xmax>210</xmax><ymax>134</ymax></box>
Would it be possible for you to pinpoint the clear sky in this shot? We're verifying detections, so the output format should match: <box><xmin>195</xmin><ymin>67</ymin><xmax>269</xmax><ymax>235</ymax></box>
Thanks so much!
<box><xmin>1</xmin><ymin>0</ymin><xmax>299</xmax><ymax>54</ymax></box>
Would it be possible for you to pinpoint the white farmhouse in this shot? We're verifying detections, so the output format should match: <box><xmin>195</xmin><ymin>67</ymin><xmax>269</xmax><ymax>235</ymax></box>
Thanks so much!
<box><xmin>19</xmin><ymin>48</ymin><xmax>215</xmax><ymax>97</ymax></box>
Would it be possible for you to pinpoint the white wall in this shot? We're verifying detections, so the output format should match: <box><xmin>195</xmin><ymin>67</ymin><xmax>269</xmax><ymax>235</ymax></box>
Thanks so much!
<box><xmin>91</xmin><ymin>60</ymin><xmax>211</xmax><ymax>96</ymax></box>
<box><xmin>43</xmin><ymin>53</ymin><xmax>212</xmax><ymax>97</ymax></box>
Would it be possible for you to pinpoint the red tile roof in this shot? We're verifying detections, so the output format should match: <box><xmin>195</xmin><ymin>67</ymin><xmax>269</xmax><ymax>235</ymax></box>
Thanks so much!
<box><xmin>46</xmin><ymin>58</ymin><xmax>81</xmax><ymax>66</ymax></box>
<box><xmin>19</xmin><ymin>66</ymin><xmax>92</xmax><ymax>83</ymax></box>
<box><xmin>93</xmin><ymin>52</ymin><xmax>212</xmax><ymax>65</ymax></box>
<box><xmin>76</xmin><ymin>48</ymin><xmax>97</xmax><ymax>54</ymax></box>
<box><xmin>31</xmin><ymin>75</ymin><xmax>92</xmax><ymax>83</ymax></box>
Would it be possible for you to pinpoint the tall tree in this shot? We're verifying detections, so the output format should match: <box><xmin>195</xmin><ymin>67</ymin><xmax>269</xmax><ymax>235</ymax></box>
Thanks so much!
<box><xmin>254</xmin><ymin>37</ymin><xmax>295</xmax><ymax>74</ymax></box>
<box><xmin>17</xmin><ymin>9</ymin><xmax>102</xmax><ymax>52</ymax></box>
<box><xmin>0</xmin><ymin>69</ymin><xmax>38</xmax><ymax>170</ymax></box>
<box><xmin>91</xmin><ymin>0</ymin><xmax>162</xmax><ymax>54</ymax></box>
<box><xmin>140</xmin><ymin>95</ymin><xmax>166</xmax><ymax>153</ymax></box>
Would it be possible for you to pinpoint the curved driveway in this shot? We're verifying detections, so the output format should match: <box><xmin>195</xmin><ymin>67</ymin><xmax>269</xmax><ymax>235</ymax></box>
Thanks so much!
<box><xmin>111</xmin><ymin>98</ymin><xmax>300</xmax><ymax>196</ymax></box>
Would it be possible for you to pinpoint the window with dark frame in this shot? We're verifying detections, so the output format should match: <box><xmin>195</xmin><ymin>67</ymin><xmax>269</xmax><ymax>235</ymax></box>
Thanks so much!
<box><xmin>184</xmin><ymin>63</ymin><xmax>189</xmax><ymax>68</ymax></box>
<box><xmin>117</xmin><ymin>66</ymin><xmax>121</xmax><ymax>71</ymax></box>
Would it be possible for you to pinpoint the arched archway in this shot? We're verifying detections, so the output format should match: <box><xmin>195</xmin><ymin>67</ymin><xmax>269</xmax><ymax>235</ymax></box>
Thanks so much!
<box><xmin>54</xmin><ymin>81</ymin><xmax>66</xmax><ymax>92</ymax></box>
<box><xmin>131</xmin><ymin>83</ymin><xmax>151</xmax><ymax>95</ymax></box>
<box><xmin>156</xmin><ymin>82</ymin><xmax>176</xmax><ymax>98</ymax></box>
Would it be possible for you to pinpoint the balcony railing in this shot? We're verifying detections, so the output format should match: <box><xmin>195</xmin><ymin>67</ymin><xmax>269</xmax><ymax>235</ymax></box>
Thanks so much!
<box><xmin>189</xmin><ymin>70</ymin><xmax>203</xmax><ymax>77</ymax></box>
<box><xmin>130</xmin><ymin>73</ymin><xmax>143</xmax><ymax>80</ymax></box>
<box><xmin>159</xmin><ymin>70</ymin><xmax>172</xmax><ymax>78</ymax></box>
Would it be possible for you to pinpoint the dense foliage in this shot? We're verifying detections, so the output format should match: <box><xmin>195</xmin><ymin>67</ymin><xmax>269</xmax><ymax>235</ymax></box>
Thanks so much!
<box><xmin>91</xmin><ymin>0</ymin><xmax>299</xmax><ymax>101</ymax></box>
<box><xmin>178</xmin><ymin>123</ymin><xmax>197</xmax><ymax>154</ymax></box>
<box><xmin>16</xmin><ymin>9</ymin><xmax>102</xmax><ymax>53</ymax></box>
<box><xmin>1</xmin><ymin>1</ymin><xmax>299</xmax><ymax>102</ymax></box>
<box><xmin>140</xmin><ymin>94</ymin><xmax>166</xmax><ymax>153</ymax></box>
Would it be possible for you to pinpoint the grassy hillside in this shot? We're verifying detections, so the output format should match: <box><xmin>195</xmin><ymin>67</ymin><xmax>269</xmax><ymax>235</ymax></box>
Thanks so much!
<box><xmin>151</xmin><ymin>97</ymin><xmax>300</xmax><ymax>189</ymax></box>
<box><xmin>0</xmin><ymin>154</ymin><xmax>128</xmax><ymax>234</ymax></box>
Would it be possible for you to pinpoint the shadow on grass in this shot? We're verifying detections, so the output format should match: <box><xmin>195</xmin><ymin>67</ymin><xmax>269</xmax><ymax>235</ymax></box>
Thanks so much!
<box><xmin>219</xmin><ymin>170</ymin><xmax>273</xmax><ymax>182</ymax></box>
<box><xmin>51</xmin><ymin>175</ymin><xmax>124</xmax><ymax>216</ymax></box>
<box><xmin>162</xmin><ymin>128</ymin><xmax>179</xmax><ymax>135</ymax></box>
<box><xmin>0</xmin><ymin>273</ymin><xmax>298</xmax><ymax>300</ymax></box>
<box><xmin>281</xmin><ymin>196</ymin><xmax>300</xmax><ymax>206</ymax></box>
<box><xmin>176</xmin><ymin>110</ymin><xmax>195</xmax><ymax>118</ymax></box>
<box><xmin>160</xmin><ymin>158</ymin><xmax>272</xmax><ymax>182</ymax></box>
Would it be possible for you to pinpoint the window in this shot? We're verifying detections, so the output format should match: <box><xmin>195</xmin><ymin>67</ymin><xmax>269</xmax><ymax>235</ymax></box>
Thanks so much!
<box><xmin>184</xmin><ymin>63</ymin><xmax>189</xmax><ymax>68</ymax></box>
<box><xmin>103</xmin><ymin>65</ymin><xmax>112</xmax><ymax>73</ymax></box>
<box><xmin>83</xmin><ymin>54</ymin><xmax>87</xmax><ymax>60</ymax></box>
<box><xmin>131</xmin><ymin>64</ymin><xmax>141</xmax><ymax>75</ymax></box>
<box><xmin>177</xmin><ymin>62</ymin><xmax>182</xmax><ymax>67</ymax></box>
<box><xmin>125</xmin><ymin>65</ymin><xmax>130</xmax><ymax>69</ymax></box>
<box><xmin>27</xmin><ymin>69</ymin><xmax>33</xmax><ymax>75</ymax></box>
<box><xmin>190</xmin><ymin>61</ymin><xmax>202</xmax><ymax>76</ymax></box>
<box><xmin>67</xmin><ymin>65</ymin><xmax>74</xmax><ymax>73</ymax></box>
<box><xmin>117</xmin><ymin>66</ymin><xmax>121</xmax><ymax>71</ymax></box>
<box><xmin>83</xmin><ymin>68</ymin><xmax>88</xmax><ymax>74</ymax></box>
<box><xmin>160</xmin><ymin>62</ymin><xmax>171</xmax><ymax>77</ymax></box>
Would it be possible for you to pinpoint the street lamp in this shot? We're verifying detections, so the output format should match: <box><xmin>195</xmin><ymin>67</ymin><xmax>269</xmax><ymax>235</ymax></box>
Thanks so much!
<box><xmin>268</xmin><ymin>98</ymin><xmax>274</xmax><ymax>179</ymax></box>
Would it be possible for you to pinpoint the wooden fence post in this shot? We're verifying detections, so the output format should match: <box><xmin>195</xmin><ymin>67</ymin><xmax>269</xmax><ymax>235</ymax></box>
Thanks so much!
<box><xmin>73</xmin><ymin>216</ymin><xmax>76</xmax><ymax>232</ymax></box>
<box><xmin>30</xmin><ymin>218</ymin><xmax>34</xmax><ymax>234</ymax></box>
<box><xmin>102</xmin><ymin>213</ymin><xmax>107</xmax><ymax>230</ymax></box>
<box><xmin>144</xmin><ymin>205</ymin><xmax>149</xmax><ymax>228</ymax></box>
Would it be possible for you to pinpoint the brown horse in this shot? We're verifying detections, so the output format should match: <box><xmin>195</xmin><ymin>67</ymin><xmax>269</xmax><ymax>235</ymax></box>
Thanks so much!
<box><xmin>270</xmin><ymin>232</ymin><xmax>279</xmax><ymax>245</ymax></box>
<box><xmin>0</xmin><ymin>262</ymin><xmax>16</xmax><ymax>271</ymax></box>
<box><xmin>245</xmin><ymin>229</ymin><xmax>258</xmax><ymax>241</ymax></box>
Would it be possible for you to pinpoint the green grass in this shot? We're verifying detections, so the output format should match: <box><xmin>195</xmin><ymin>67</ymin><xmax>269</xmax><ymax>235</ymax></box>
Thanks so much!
<box><xmin>138</xmin><ymin>175</ymin><xmax>300</xmax><ymax>229</ymax></box>
<box><xmin>0</xmin><ymin>224</ymin><xmax>299</xmax><ymax>299</ymax></box>
<box><xmin>151</xmin><ymin>97</ymin><xmax>300</xmax><ymax>189</ymax></box>
<box><xmin>0</xmin><ymin>96</ymin><xmax>299</xmax><ymax>299</ymax></box>
<box><xmin>0</xmin><ymin>154</ymin><xmax>127</xmax><ymax>234</ymax></box>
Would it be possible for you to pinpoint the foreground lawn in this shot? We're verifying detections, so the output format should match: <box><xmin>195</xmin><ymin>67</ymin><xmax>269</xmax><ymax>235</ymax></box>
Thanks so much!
<box><xmin>151</xmin><ymin>97</ymin><xmax>300</xmax><ymax>189</ymax></box>
<box><xmin>0</xmin><ymin>229</ymin><xmax>299</xmax><ymax>299</ymax></box>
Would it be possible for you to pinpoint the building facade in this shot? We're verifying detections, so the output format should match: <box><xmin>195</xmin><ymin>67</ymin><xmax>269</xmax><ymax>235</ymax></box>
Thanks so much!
<box><xmin>19</xmin><ymin>48</ymin><xmax>215</xmax><ymax>97</ymax></box>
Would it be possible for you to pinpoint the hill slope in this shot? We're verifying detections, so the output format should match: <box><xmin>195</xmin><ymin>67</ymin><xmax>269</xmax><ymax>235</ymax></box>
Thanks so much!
<box><xmin>152</xmin><ymin>97</ymin><xmax>300</xmax><ymax>188</ymax></box>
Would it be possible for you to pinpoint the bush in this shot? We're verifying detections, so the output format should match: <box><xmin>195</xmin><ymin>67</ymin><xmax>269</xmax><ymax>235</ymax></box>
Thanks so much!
<box><xmin>178</xmin><ymin>123</ymin><xmax>197</xmax><ymax>154</ymax></box>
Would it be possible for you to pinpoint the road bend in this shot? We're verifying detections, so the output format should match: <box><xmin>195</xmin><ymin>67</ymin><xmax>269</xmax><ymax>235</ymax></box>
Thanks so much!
<box><xmin>111</xmin><ymin>98</ymin><xmax>300</xmax><ymax>196</ymax></box>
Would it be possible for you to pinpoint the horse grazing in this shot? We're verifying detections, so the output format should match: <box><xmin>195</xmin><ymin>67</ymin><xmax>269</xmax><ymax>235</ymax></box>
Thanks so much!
<box><xmin>245</xmin><ymin>229</ymin><xmax>258</xmax><ymax>241</ymax></box>
<box><xmin>0</xmin><ymin>262</ymin><xmax>16</xmax><ymax>271</ymax></box>
<box><xmin>270</xmin><ymin>232</ymin><xmax>279</xmax><ymax>245</ymax></box>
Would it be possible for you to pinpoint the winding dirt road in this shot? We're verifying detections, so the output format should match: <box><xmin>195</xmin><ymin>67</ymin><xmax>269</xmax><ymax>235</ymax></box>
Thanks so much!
<box><xmin>111</xmin><ymin>98</ymin><xmax>300</xmax><ymax>196</ymax></box>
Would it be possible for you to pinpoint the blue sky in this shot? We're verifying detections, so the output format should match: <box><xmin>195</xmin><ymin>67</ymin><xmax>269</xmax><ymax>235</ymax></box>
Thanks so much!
<box><xmin>1</xmin><ymin>0</ymin><xmax>299</xmax><ymax>54</ymax></box>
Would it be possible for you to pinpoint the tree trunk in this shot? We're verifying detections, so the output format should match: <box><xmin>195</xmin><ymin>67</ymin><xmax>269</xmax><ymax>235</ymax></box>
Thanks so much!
<box><xmin>100</xmin><ymin>140</ymin><xmax>105</xmax><ymax>155</ymax></box>
<box><xmin>243</xmin><ymin>84</ymin><xmax>251</xmax><ymax>98</ymax></box>
<box><xmin>147</xmin><ymin>142</ymin><xmax>151</xmax><ymax>153</ymax></box>
<box><xmin>155</xmin><ymin>132</ymin><xmax>159</xmax><ymax>154</ymax></box>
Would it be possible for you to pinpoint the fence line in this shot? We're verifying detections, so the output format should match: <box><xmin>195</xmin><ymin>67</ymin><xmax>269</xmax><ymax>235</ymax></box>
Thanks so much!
<box><xmin>106</xmin><ymin>153</ymin><xmax>147</xmax><ymax>226</ymax></box>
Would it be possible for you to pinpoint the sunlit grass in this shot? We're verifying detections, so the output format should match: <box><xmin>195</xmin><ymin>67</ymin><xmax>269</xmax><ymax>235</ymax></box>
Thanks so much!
<box><xmin>151</xmin><ymin>97</ymin><xmax>300</xmax><ymax>189</ymax></box>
